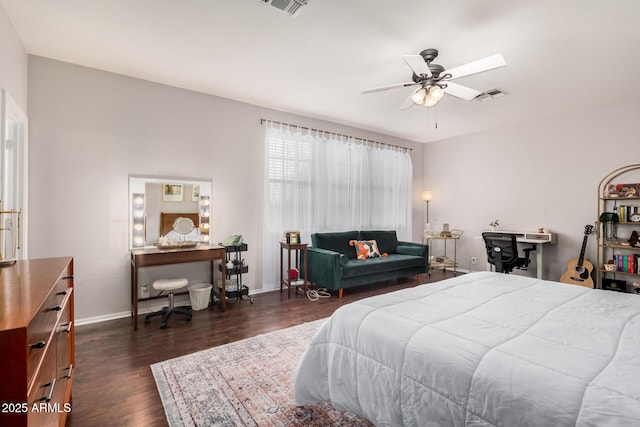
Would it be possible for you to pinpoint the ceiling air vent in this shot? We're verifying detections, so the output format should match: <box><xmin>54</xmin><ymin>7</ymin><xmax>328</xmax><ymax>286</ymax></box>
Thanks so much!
<box><xmin>259</xmin><ymin>0</ymin><xmax>309</xmax><ymax>16</ymax></box>
<box><xmin>475</xmin><ymin>88</ymin><xmax>507</xmax><ymax>102</ymax></box>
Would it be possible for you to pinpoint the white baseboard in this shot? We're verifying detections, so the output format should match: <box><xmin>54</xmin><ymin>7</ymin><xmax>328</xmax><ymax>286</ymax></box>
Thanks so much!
<box><xmin>75</xmin><ymin>288</ymin><xmax>267</xmax><ymax>326</ymax></box>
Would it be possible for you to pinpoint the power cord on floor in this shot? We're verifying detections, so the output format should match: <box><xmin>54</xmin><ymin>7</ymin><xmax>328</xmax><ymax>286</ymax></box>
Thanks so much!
<box><xmin>306</xmin><ymin>287</ymin><xmax>331</xmax><ymax>301</ymax></box>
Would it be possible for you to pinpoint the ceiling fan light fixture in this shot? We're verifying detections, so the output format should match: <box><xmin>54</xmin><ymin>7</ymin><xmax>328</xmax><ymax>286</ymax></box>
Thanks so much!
<box><xmin>423</xmin><ymin>95</ymin><xmax>438</xmax><ymax>107</ymax></box>
<box><xmin>429</xmin><ymin>85</ymin><xmax>444</xmax><ymax>101</ymax></box>
<box><xmin>411</xmin><ymin>88</ymin><xmax>427</xmax><ymax>104</ymax></box>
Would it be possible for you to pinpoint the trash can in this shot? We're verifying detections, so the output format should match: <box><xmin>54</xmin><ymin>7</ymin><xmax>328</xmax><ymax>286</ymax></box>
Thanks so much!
<box><xmin>188</xmin><ymin>283</ymin><xmax>212</xmax><ymax>310</ymax></box>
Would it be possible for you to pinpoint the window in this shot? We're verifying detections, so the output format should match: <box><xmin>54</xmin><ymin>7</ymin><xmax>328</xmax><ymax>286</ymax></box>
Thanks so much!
<box><xmin>262</xmin><ymin>122</ymin><xmax>413</xmax><ymax>289</ymax></box>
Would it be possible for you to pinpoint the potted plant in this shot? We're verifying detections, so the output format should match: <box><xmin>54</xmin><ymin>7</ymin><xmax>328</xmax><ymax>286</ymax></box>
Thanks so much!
<box><xmin>489</xmin><ymin>219</ymin><xmax>499</xmax><ymax>231</ymax></box>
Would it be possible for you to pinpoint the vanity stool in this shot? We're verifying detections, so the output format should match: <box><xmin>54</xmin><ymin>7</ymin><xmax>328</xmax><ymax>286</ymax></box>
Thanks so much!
<box><xmin>144</xmin><ymin>277</ymin><xmax>192</xmax><ymax>329</ymax></box>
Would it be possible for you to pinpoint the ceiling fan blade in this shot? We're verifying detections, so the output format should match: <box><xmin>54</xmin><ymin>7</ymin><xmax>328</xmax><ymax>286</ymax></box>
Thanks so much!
<box><xmin>443</xmin><ymin>82</ymin><xmax>482</xmax><ymax>101</ymax></box>
<box><xmin>399</xmin><ymin>91</ymin><xmax>417</xmax><ymax>110</ymax></box>
<box><xmin>361</xmin><ymin>81</ymin><xmax>418</xmax><ymax>94</ymax></box>
<box><xmin>445</xmin><ymin>53</ymin><xmax>505</xmax><ymax>80</ymax></box>
<box><xmin>402</xmin><ymin>55</ymin><xmax>432</xmax><ymax>77</ymax></box>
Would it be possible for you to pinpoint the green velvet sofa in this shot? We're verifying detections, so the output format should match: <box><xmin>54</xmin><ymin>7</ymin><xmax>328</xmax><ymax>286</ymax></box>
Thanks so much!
<box><xmin>303</xmin><ymin>230</ymin><xmax>429</xmax><ymax>297</ymax></box>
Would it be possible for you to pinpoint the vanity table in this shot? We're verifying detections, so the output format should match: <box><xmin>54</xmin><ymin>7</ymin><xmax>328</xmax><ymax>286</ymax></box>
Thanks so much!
<box><xmin>130</xmin><ymin>245</ymin><xmax>226</xmax><ymax>330</ymax></box>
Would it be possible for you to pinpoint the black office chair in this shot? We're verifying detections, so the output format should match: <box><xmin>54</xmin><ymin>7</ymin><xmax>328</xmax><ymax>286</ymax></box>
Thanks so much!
<box><xmin>482</xmin><ymin>232</ymin><xmax>535</xmax><ymax>274</ymax></box>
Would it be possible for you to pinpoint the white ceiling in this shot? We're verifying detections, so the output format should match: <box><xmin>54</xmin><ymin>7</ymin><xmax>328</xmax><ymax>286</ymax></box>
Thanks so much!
<box><xmin>2</xmin><ymin>0</ymin><xmax>640</xmax><ymax>143</ymax></box>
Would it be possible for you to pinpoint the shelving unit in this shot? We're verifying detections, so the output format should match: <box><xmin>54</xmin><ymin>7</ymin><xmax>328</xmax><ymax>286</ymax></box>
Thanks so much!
<box><xmin>217</xmin><ymin>243</ymin><xmax>254</xmax><ymax>304</ymax></box>
<box><xmin>280</xmin><ymin>241</ymin><xmax>308</xmax><ymax>297</ymax></box>
<box><xmin>426</xmin><ymin>233</ymin><xmax>461</xmax><ymax>276</ymax></box>
<box><xmin>596</xmin><ymin>164</ymin><xmax>640</xmax><ymax>293</ymax></box>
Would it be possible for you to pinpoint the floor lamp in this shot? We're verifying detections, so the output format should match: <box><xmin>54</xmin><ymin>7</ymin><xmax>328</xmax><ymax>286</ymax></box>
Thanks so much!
<box><xmin>421</xmin><ymin>191</ymin><xmax>432</xmax><ymax>242</ymax></box>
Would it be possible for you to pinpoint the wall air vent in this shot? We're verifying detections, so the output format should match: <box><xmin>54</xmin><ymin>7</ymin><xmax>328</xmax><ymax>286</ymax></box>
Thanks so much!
<box><xmin>475</xmin><ymin>88</ymin><xmax>507</xmax><ymax>102</ymax></box>
<box><xmin>259</xmin><ymin>0</ymin><xmax>309</xmax><ymax>16</ymax></box>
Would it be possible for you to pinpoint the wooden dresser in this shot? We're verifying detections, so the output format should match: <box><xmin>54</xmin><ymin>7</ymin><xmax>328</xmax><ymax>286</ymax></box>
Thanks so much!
<box><xmin>0</xmin><ymin>257</ymin><xmax>74</xmax><ymax>427</ymax></box>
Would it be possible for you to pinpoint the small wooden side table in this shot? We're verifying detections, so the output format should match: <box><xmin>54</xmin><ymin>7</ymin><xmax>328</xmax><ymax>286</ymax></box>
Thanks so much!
<box><xmin>280</xmin><ymin>242</ymin><xmax>308</xmax><ymax>298</ymax></box>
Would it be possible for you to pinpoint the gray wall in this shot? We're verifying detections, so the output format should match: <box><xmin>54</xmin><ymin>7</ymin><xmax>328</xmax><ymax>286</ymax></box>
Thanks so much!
<box><xmin>424</xmin><ymin>98</ymin><xmax>640</xmax><ymax>280</ymax></box>
<box><xmin>27</xmin><ymin>56</ymin><xmax>425</xmax><ymax>323</ymax></box>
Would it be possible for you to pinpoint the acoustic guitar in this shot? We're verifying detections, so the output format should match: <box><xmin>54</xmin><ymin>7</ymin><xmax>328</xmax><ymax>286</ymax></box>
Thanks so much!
<box><xmin>560</xmin><ymin>225</ymin><xmax>594</xmax><ymax>288</ymax></box>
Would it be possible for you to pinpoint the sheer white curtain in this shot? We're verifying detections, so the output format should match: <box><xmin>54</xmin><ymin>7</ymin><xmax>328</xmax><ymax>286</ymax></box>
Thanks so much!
<box><xmin>262</xmin><ymin>122</ymin><xmax>412</xmax><ymax>289</ymax></box>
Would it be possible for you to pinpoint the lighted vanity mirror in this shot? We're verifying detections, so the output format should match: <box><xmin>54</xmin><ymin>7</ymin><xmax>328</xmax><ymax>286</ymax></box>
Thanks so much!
<box><xmin>129</xmin><ymin>175</ymin><xmax>212</xmax><ymax>249</ymax></box>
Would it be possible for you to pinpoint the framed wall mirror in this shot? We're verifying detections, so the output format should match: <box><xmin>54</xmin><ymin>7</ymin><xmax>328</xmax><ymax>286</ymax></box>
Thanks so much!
<box><xmin>129</xmin><ymin>175</ymin><xmax>212</xmax><ymax>249</ymax></box>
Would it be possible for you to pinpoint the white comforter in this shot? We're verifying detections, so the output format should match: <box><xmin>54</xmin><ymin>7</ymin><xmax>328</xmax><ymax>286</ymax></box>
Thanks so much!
<box><xmin>294</xmin><ymin>272</ymin><xmax>640</xmax><ymax>426</ymax></box>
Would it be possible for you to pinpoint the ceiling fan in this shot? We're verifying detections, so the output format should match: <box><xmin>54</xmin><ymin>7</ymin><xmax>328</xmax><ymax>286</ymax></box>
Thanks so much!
<box><xmin>362</xmin><ymin>48</ymin><xmax>506</xmax><ymax>108</ymax></box>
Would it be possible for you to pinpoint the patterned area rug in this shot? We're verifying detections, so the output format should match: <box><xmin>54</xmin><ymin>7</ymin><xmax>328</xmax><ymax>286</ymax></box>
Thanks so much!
<box><xmin>151</xmin><ymin>319</ymin><xmax>373</xmax><ymax>426</ymax></box>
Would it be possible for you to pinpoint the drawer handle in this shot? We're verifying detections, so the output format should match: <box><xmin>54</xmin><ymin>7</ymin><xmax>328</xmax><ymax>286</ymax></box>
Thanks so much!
<box><xmin>47</xmin><ymin>306</ymin><xmax>62</xmax><ymax>312</ymax></box>
<box><xmin>40</xmin><ymin>379</ymin><xmax>56</xmax><ymax>403</ymax></box>
<box><xmin>65</xmin><ymin>364</ymin><xmax>74</xmax><ymax>379</ymax></box>
<box><xmin>58</xmin><ymin>321</ymin><xmax>73</xmax><ymax>333</ymax></box>
<box><xmin>29</xmin><ymin>340</ymin><xmax>46</xmax><ymax>349</ymax></box>
<box><xmin>56</xmin><ymin>290</ymin><xmax>67</xmax><ymax>296</ymax></box>
<box><xmin>61</xmin><ymin>275</ymin><xmax>74</xmax><ymax>281</ymax></box>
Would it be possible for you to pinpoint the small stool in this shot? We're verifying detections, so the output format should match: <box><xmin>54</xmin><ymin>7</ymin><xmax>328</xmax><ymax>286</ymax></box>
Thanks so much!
<box><xmin>144</xmin><ymin>278</ymin><xmax>192</xmax><ymax>329</ymax></box>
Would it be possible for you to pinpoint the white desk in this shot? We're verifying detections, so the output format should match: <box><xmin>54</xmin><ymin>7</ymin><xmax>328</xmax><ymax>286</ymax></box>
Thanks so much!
<box><xmin>485</xmin><ymin>230</ymin><xmax>556</xmax><ymax>279</ymax></box>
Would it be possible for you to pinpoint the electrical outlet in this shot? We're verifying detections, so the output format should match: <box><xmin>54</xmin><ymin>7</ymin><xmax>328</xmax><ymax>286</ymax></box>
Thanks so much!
<box><xmin>471</xmin><ymin>257</ymin><xmax>477</xmax><ymax>265</ymax></box>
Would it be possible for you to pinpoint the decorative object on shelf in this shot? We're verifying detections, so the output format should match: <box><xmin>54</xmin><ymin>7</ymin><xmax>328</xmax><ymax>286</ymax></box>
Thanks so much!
<box><xmin>631</xmin><ymin>207</ymin><xmax>640</xmax><ymax>223</ymax></box>
<box><xmin>604</xmin><ymin>261</ymin><xmax>616</xmax><ymax>271</ymax></box>
<box><xmin>599</xmin><ymin>212</ymin><xmax>619</xmax><ymax>242</ymax></box>
<box><xmin>489</xmin><ymin>219</ymin><xmax>499</xmax><ymax>232</ymax></box>
<box><xmin>222</xmin><ymin>234</ymin><xmax>244</xmax><ymax>246</ymax></box>
<box><xmin>615</xmin><ymin>183</ymin><xmax>639</xmax><ymax>198</ymax></box>
<box><xmin>630</xmin><ymin>230</ymin><xmax>639</xmax><ymax>248</ymax></box>
<box><xmin>283</xmin><ymin>230</ymin><xmax>301</xmax><ymax>244</ymax></box>
<box><xmin>440</xmin><ymin>223</ymin><xmax>452</xmax><ymax>237</ymax></box>
<box><xmin>602</xmin><ymin>278</ymin><xmax>627</xmax><ymax>293</ymax></box>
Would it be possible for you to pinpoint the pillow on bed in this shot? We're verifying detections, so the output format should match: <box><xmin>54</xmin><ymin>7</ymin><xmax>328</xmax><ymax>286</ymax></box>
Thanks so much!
<box><xmin>349</xmin><ymin>240</ymin><xmax>387</xmax><ymax>260</ymax></box>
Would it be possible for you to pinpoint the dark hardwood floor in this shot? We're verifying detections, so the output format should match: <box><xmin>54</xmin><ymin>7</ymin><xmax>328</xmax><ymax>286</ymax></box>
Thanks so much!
<box><xmin>66</xmin><ymin>271</ymin><xmax>455</xmax><ymax>426</ymax></box>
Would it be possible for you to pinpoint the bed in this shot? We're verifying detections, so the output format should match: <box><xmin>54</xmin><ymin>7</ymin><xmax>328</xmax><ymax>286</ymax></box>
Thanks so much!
<box><xmin>294</xmin><ymin>272</ymin><xmax>640</xmax><ymax>426</ymax></box>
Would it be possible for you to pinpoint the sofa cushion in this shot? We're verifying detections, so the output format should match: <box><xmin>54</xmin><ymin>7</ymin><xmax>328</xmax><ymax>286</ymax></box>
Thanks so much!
<box><xmin>341</xmin><ymin>254</ymin><xmax>425</xmax><ymax>278</ymax></box>
<box><xmin>350</xmin><ymin>240</ymin><xmax>382</xmax><ymax>260</ymax></box>
<box><xmin>396</xmin><ymin>245</ymin><xmax>425</xmax><ymax>257</ymax></box>
<box><xmin>358</xmin><ymin>230</ymin><xmax>399</xmax><ymax>254</ymax></box>
<box><xmin>312</xmin><ymin>231</ymin><xmax>359</xmax><ymax>259</ymax></box>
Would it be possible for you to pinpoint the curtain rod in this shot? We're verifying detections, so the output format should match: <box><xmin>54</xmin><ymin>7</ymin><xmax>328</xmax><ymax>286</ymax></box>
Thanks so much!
<box><xmin>260</xmin><ymin>118</ymin><xmax>412</xmax><ymax>152</ymax></box>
